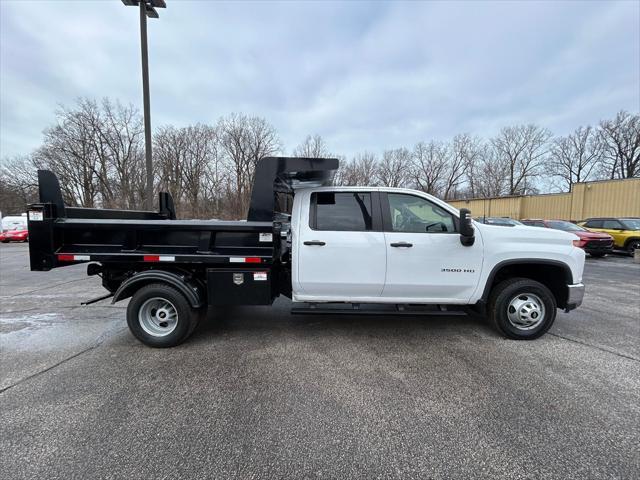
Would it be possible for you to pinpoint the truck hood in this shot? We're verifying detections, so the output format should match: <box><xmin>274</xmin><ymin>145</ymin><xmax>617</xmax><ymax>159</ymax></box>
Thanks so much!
<box><xmin>474</xmin><ymin>222</ymin><xmax>579</xmax><ymax>244</ymax></box>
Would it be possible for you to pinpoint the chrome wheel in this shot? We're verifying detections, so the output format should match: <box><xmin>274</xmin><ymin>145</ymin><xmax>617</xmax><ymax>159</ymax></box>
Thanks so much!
<box><xmin>506</xmin><ymin>293</ymin><xmax>545</xmax><ymax>330</ymax></box>
<box><xmin>138</xmin><ymin>297</ymin><xmax>179</xmax><ymax>337</ymax></box>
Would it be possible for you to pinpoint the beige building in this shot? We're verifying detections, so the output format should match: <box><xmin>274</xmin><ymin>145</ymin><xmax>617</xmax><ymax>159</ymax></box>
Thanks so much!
<box><xmin>448</xmin><ymin>178</ymin><xmax>640</xmax><ymax>221</ymax></box>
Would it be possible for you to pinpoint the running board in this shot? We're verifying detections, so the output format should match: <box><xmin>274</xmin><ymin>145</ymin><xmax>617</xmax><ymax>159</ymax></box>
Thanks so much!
<box><xmin>291</xmin><ymin>303</ymin><xmax>468</xmax><ymax>316</ymax></box>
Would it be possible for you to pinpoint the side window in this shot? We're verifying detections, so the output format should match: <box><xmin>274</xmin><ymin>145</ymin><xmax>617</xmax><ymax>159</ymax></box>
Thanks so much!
<box><xmin>387</xmin><ymin>193</ymin><xmax>455</xmax><ymax>233</ymax></box>
<box><xmin>602</xmin><ymin>220</ymin><xmax>622</xmax><ymax>229</ymax></box>
<box><xmin>586</xmin><ymin>220</ymin><xmax>603</xmax><ymax>228</ymax></box>
<box><xmin>311</xmin><ymin>192</ymin><xmax>373</xmax><ymax>231</ymax></box>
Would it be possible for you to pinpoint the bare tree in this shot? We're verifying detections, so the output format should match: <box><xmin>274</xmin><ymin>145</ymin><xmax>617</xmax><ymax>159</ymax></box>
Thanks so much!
<box><xmin>337</xmin><ymin>152</ymin><xmax>378</xmax><ymax>186</ymax></box>
<box><xmin>547</xmin><ymin>126</ymin><xmax>603</xmax><ymax>190</ymax></box>
<box><xmin>491</xmin><ymin>124</ymin><xmax>551</xmax><ymax>195</ymax></box>
<box><xmin>6</xmin><ymin>95</ymin><xmax>636</xmax><ymax>218</ymax></box>
<box><xmin>599</xmin><ymin>110</ymin><xmax>640</xmax><ymax>179</ymax></box>
<box><xmin>412</xmin><ymin>141</ymin><xmax>447</xmax><ymax>196</ymax></box>
<box><xmin>218</xmin><ymin>113</ymin><xmax>281</xmax><ymax>218</ymax></box>
<box><xmin>201</xmin><ymin>148</ymin><xmax>227</xmax><ymax>219</ymax></box>
<box><xmin>292</xmin><ymin>134</ymin><xmax>331</xmax><ymax>158</ymax></box>
<box><xmin>20</xmin><ymin>98</ymin><xmax>147</xmax><ymax>210</ymax></box>
<box><xmin>93</xmin><ymin>99</ymin><xmax>146</xmax><ymax>209</ymax></box>
<box><xmin>441</xmin><ymin>134</ymin><xmax>477</xmax><ymax>199</ymax></box>
<box><xmin>153</xmin><ymin>124</ymin><xmax>223</xmax><ymax>218</ymax></box>
<box><xmin>32</xmin><ymin>99</ymin><xmax>104</xmax><ymax>207</ymax></box>
<box><xmin>352</xmin><ymin>151</ymin><xmax>378</xmax><ymax>186</ymax></box>
<box><xmin>0</xmin><ymin>156</ymin><xmax>38</xmax><ymax>214</ymax></box>
<box><xmin>331</xmin><ymin>155</ymin><xmax>350</xmax><ymax>186</ymax></box>
<box><xmin>182</xmin><ymin>124</ymin><xmax>218</xmax><ymax>218</ymax></box>
<box><xmin>154</xmin><ymin>125</ymin><xmax>188</xmax><ymax>212</ymax></box>
<box><xmin>476</xmin><ymin>145</ymin><xmax>509</xmax><ymax>197</ymax></box>
<box><xmin>456</xmin><ymin>135</ymin><xmax>484</xmax><ymax>198</ymax></box>
<box><xmin>376</xmin><ymin>148</ymin><xmax>412</xmax><ymax>188</ymax></box>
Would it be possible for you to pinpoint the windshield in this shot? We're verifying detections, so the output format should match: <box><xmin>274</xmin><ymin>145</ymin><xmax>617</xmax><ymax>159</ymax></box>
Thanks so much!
<box><xmin>547</xmin><ymin>220</ymin><xmax>585</xmax><ymax>232</ymax></box>
<box><xmin>621</xmin><ymin>219</ymin><xmax>640</xmax><ymax>230</ymax></box>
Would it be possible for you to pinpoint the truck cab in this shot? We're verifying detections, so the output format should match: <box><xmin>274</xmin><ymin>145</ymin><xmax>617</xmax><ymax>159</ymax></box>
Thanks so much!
<box><xmin>290</xmin><ymin>185</ymin><xmax>584</xmax><ymax>307</ymax></box>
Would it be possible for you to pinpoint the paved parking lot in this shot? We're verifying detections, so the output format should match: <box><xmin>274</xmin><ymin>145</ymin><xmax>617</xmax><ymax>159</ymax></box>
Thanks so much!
<box><xmin>1</xmin><ymin>242</ymin><xmax>639</xmax><ymax>479</ymax></box>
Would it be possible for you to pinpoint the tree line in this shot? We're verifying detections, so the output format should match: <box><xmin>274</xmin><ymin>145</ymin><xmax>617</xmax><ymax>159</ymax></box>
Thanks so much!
<box><xmin>0</xmin><ymin>98</ymin><xmax>637</xmax><ymax>219</ymax></box>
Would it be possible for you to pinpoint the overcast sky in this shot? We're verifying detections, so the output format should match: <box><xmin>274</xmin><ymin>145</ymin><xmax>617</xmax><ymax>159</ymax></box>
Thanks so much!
<box><xmin>1</xmin><ymin>0</ymin><xmax>638</xmax><ymax>160</ymax></box>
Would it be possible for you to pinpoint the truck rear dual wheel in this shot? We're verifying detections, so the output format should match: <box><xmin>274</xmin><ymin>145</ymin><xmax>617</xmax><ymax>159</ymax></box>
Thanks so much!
<box><xmin>126</xmin><ymin>283</ymin><xmax>202</xmax><ymax>348</ymax></box>
<box><xmin>488</xmin><ymin>278</ymin><xmax>557</xmax><ymax>340</ymax></box>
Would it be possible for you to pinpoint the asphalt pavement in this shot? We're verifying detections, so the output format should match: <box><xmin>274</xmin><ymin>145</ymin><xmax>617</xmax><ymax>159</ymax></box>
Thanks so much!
<box><xmin>1</xmin><ymin>243</ymin><xmax>638</xmax><ymax>479</ymax></box>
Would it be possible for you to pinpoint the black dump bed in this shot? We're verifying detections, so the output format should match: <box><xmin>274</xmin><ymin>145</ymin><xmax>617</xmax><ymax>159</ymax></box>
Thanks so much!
<box><xmin>27</xmin><ymin>156</ymin><xmax>337</xmax><ymax>272</ymax></box>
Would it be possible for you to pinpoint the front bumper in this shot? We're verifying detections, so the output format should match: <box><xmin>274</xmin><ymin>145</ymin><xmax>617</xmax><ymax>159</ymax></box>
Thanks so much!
<box><xmin>583</xmin><ymin>239</ymin><xmax>613</xmax><ymax>254</ymax></box>
<box><xmin>565</xmin><ymin>283</ymin><xmax>585</xmax><ymax>312</ymax></box>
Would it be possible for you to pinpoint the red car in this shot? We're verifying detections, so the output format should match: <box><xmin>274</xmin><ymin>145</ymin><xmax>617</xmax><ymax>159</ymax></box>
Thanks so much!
<box><xmin>0</xmin><ymin>229</ymin><xmax>29</xmax><ymax>243</ymax></box>
<box><xmin>521</xmin><ymin>219</ymin><xmax>613</xmax><ymax>257</ymax></box>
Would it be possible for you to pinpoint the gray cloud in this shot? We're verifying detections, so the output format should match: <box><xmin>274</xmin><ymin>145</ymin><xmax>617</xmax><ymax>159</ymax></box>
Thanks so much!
<box><xmin>1</xmin><ymin>0</ymin><xmax>638</xmax><ymax>160</ymax></box>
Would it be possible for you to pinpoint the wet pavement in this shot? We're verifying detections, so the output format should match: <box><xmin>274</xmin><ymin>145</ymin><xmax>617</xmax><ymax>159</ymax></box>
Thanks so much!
<box><xmin>1</xmin><ymin>242</ymin><xmax>639</xmax><ymax>479</ymax></box>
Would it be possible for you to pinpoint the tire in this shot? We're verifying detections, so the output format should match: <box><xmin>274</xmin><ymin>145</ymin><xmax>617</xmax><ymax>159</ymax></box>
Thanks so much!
<box><xmin>126</xmin><ymin>283</ymin><xmax>197</xmax><ymax>348</ymax></box>
<box><xmin>590</xmin><ymin>252</ymin><xmax>606</xmax><ymax>258</ymax></box>
<box><xmin>488</xmin><ymin>277</ymin><xmax>557</xmax><ymax>340</ymax></box>
<box><xmin>626</xmin><ymin>239</ymin><xmax>640</xmax><ymax>255</ymax></box>
<box><xmin>188</xmin><ymin>307</ymin><xmax>207</xmax><ymax>337</ymax></box>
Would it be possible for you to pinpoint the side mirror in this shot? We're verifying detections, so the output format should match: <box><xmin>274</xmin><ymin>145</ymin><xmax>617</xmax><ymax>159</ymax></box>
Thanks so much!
<box><xmin>459</xmin><ymin>208</ymin><xmax>475</xmax><ymax>246</ymax></box>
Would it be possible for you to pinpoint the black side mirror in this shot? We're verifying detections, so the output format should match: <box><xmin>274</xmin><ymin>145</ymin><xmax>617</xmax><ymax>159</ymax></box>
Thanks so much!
<box><xmin>459</xmin><ymin>208</ymin><xmax>475</xmax><ymax>246</ymax></box>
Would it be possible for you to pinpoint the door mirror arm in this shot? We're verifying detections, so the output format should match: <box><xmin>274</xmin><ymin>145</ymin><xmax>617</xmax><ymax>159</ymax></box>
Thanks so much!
<box><xmin>459</xmin><ymin>208</ymin><xmax>475</xmax><ymax>247</ymax></box>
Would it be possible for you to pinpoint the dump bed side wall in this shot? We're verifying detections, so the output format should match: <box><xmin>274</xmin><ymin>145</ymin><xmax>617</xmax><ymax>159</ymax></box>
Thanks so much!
<box><xmin>28</xmin><ymin>201</ymin><xmax>276</xmax><ymax>272</ymax></box>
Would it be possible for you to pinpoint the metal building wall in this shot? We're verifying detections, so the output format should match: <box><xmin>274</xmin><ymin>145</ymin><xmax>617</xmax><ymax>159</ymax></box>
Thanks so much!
<box><xmin>574</xmin><ymin>179</ymin><xmax>640</xmax><ymax>219</ymax></box>
<box><xmin>522</xmin><ymin>193</ymin><xmax>572</xmax><ymax>220</ymax></box>
<box><xmin>449</xmin><ymin>178</ymin><xmax>640</xmax><ymax>221</ymax></box>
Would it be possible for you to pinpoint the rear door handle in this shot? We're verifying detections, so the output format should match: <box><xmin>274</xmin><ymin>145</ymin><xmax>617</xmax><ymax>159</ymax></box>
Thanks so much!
<box><xmin>390</xmin><ymin>242</ymin><xmax>413</xmax><ymax>248</ymax></box>
<box><xmin>304</xmin><ymin>240</ymin><xmax>326</xmax><ymax>246</ymax></box>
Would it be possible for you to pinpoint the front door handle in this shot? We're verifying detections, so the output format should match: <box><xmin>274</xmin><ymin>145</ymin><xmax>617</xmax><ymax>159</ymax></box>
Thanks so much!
<box><xmin>304</xmin><ymin>240</ymin><xmax>326</xmax><ymax>246</ymax></box>
<box><xmin>390</xmin><ymin>242</ymin><xmax>413</xmax><ymax>248</ymax></box>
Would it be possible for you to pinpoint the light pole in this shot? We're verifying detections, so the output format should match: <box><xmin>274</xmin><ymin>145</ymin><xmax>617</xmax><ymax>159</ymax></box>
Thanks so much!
<box><xmin>121</xmin><ymin>0</ymin><xmax>166</xmax><ymax>210</ymax></box>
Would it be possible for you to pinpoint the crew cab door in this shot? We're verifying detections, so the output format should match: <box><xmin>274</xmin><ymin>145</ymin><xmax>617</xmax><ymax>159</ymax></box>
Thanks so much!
<box><xmin>293</xmin><ymin>190</ymin><xmax>386</xmax><ymax>300</ymax></box>
<box><xmin>380</xmin><ymin>192</ymin><xmax>483</xmax><ymax>303</ymax></box>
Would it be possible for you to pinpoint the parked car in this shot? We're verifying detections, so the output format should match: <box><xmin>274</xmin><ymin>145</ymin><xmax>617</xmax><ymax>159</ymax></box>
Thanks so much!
<box><xmin>474</xmin><ymin>217</ymin><xmax>523</xmax><ymax>227</ymax></box>
<box><xmin>1</xmin><ymin>214</ymin><xmax>28</xmax><ymax>232</ymax></box>
<box><xmin>521</xmin><ymin>219</ymin><xmax>613</xmax><ymax>257</ymax></box>
<box><xmin>0</xmin><ymin>229</ymin><xmax>29</xmax><ymax>243</ymax></box>
<box><xmin>577</xmin><ymin>218</ymin><xmax>640</xmax><ymax>254</ymax></box>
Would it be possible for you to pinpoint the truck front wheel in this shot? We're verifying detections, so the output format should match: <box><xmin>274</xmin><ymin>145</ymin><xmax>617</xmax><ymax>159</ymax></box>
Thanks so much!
<box><xmin>488</xmin><ymin>278</ymin><xmax>557</xmax><ymax>340</ymax></box>
<box><xmin>126</xmin><ymin>283</ymin><xmax>200</xmax><ymax>348</ymax></box>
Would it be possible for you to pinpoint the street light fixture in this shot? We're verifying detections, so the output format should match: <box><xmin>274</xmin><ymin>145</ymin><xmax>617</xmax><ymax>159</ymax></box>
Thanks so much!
<box><xmin>121</xmin><ymin>0</ymin><xmax>166</xmax><ymax>210</ymax></box>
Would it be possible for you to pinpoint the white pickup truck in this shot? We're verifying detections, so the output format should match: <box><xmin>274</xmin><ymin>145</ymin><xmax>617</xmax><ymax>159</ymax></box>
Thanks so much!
<box><xmin>29</xmin><ymin>157</ymin><xmax>585</xmax><ymax>347</ymax></box>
